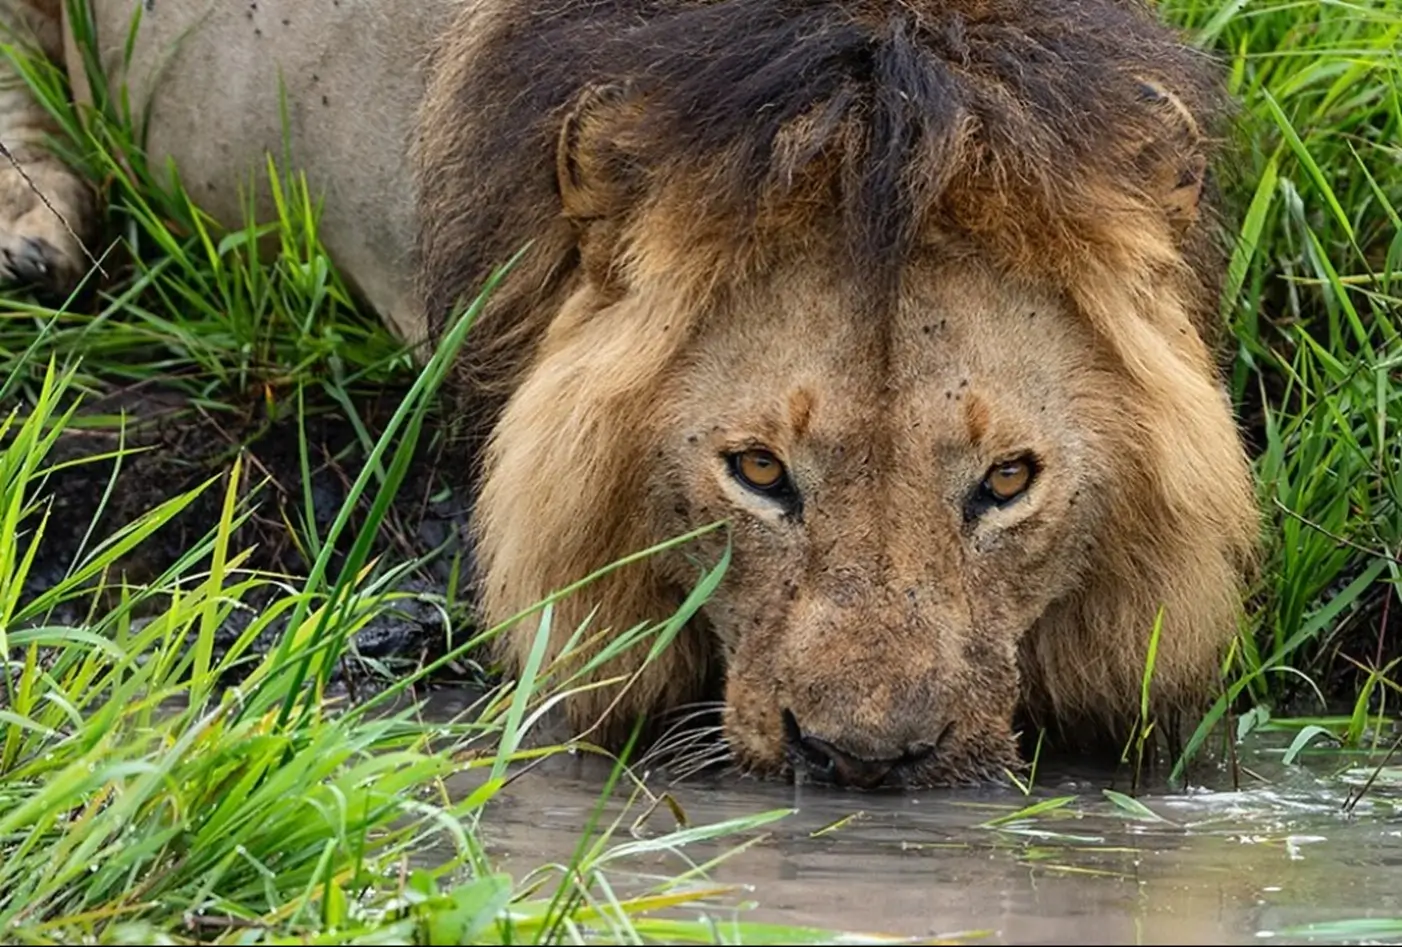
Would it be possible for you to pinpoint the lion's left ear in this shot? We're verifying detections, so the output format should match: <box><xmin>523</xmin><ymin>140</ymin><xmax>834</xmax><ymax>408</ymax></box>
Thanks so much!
<box><xmin>555</xmin><ymin>84</ymin><xmax>642</xmax><ymax>287</ymax></box>
<box><xmin>1134</xmin><ymin>79</ymin><xmax>1210</xmax><ymax>238</ymax></box>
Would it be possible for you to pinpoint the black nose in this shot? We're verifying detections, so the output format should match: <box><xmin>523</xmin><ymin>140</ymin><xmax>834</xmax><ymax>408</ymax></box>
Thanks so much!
<box><xmin>782</xmin><ymin>711</ymin><xmax>934</xmax><ymax>790</ymax></box>
<box><xmin>799</xmin><ymin>734</ymin><xmax>900</xmax><ymax>789</ymax></box>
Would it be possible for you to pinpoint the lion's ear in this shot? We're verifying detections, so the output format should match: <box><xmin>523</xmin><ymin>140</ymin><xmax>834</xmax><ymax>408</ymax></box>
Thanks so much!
<box><xmin>1134</xmin><ymin>79</ymin><xmax>1209</xmax><ymax>238</ymax></box>
<box><xmin>556</xmin><ymin>84</ymin><xmax>641</xmax><ymax>284</ymax></box>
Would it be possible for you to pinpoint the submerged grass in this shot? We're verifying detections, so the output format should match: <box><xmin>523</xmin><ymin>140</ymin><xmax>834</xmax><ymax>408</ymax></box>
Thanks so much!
<box><xmin>0</xmin><ymin>0</ymin><xmax>1398</xmax><ymax>939</ymax></box>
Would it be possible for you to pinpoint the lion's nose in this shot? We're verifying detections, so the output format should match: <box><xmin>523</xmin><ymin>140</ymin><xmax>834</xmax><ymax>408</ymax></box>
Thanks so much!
<box><xmin>798</xmin><ymin>733</ymin><xmax>901</xmax><ymax>789</ymax></box>
<box><xmin>782</xmin><ymin>711</ymin><xmax>934</xmax><ymax>790</ymax></box>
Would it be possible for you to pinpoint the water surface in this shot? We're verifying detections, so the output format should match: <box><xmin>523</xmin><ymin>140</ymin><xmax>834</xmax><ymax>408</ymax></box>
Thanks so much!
<box><xmin>427</xmin><ymin>691</ymin><xmax>1402</xmax><ymax>945</ymax></box>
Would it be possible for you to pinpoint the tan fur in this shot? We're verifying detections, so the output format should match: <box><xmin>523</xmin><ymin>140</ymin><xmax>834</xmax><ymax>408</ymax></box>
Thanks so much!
<box><xmin>415</xmin><ymin>0</ymin><xmax>1261</xmax><ymax>785</ymax></box>
<box><xmin>0</xmin><ymin>0</ymin><xmax>94</xmax><ymax>291</ymax></box>
<box><xmin>475</xmin><ymin>227</ymin><xmax>1257</xmax><ymax>782</ymax></box>
<box><xmin>0</xmin><ymin>0</ymin><xmax>453</xmax><ymax>340</ymax></box>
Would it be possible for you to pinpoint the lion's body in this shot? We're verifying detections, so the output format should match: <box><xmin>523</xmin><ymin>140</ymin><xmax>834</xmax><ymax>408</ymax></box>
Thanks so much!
<box><xmin>1</xmin><ymin>0</ymin><xmax>450</xmax><ymax>340</ymax></box>
<box><xmin>1</xmin><ymin>0</ymin><xmax>1260</xmax><ymax>787</ymax></box>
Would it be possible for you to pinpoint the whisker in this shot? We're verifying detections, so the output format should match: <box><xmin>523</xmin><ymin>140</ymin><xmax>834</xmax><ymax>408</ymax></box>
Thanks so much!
<box><xmin>666</xmin><ymin>743</ymin><xmax>735</xmax><ymax>784</ymax></box>
<box><xmin>652</xmin><ymin>704</ymin><xmax>726</xmax><ymax>737</ymax></box>
<box><xmin>644</xmin><ymin>710</ymin><xmax>726</xmax><ymax>751</ymax></box>
<box><xmin>669</xmin><ymin>755</ymin><xmax>736</xmax><ymax>785</ymax></box>
<box><xmin>661</xmin><ymin>700</ymin><xmax>727</xmax><ymax>715</ymax></box>
<box><xmin>646</xmin><ymin>723</ymin><xmax>725</xmax><ymax>754</ymax></box>
<box><xmin>637</xmin><ymin>724</ymin><xmax>726</xmax><ymax>768</ymax></box>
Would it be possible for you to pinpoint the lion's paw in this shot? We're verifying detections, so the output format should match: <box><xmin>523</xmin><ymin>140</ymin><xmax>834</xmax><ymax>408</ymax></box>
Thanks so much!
<box><xmin>0</xmin><ymin>156</ymin><xmax>96</xmax><ymax>298</ymax></box>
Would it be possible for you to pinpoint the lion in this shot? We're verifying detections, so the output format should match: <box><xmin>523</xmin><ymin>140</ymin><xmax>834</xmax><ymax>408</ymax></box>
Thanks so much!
<box><xmin>2</xmin><ymin>0</ymin><xmax>1259</xmax><ymax>789</ymax></box>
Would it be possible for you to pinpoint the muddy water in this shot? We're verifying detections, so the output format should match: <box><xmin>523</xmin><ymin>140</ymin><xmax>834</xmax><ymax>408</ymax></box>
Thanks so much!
<box><xmin>424</xmin><ymin>691</ymin><xmax>1402</xmax><ymax>945</ymax></box>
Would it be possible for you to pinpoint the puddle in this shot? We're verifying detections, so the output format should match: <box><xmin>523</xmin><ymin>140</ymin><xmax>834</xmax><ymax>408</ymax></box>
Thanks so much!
<box><xmin>424</xmin><ymin>690</ymin><xmax>1402</xmax><ymax>945</ymax></box>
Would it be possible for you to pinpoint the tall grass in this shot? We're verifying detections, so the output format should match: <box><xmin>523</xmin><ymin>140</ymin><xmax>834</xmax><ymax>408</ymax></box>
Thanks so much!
<box><xmin>0</xmin><ymin>304</ymin><xmax>849</xmax><ymax>944</ymax></box>
<box><xmin>0</xmin><ymin>1</ymin><xmax>411</xmax><ymax>403</ymax></box>
<box><xmin>1152</xmin><ymin>0</ymin><xmax>1401</xmax><ymax>775</ymax></box>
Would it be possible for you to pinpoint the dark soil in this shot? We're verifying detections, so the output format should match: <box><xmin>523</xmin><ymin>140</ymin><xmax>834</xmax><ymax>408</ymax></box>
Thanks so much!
<box><xmin>20</xmin><ymin>379</ymin><xmax>483</xmax><ymax>690</ymax></box>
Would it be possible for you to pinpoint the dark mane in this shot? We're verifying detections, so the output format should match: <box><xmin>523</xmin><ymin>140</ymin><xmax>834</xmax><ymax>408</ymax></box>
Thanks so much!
<box><xmin>414</xmin><ymin>0</ymin><xmax>1229</xmax><ymax>437</ymax></box>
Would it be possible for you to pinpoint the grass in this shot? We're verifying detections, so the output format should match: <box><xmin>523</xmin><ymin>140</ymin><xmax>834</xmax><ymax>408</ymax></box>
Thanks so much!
<box><xmin>0</xmin><ymin>352</ymin><xmax>860</xmax><ymax>945</ymax></box>
<box><xmin>1155</xmin><ymin>0</ymin><xmax>1402</xmax><ymax>780</ymax></box>
<box><xmin>0</xmin><ymin>5</ymin><xmax>865</xmax><ymax>943</ymax></box>
<box><xmin>0</xmin><ymin>0</ymin><xmax>1398</xmax><ymax>941</ymax></box>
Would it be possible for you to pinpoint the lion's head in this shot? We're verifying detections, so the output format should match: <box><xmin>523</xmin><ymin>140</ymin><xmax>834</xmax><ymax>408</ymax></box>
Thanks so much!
<box><xmin>414</xmin><ymin>0</ymin><xmax>1261</xmax><ymax>788</ymax></box>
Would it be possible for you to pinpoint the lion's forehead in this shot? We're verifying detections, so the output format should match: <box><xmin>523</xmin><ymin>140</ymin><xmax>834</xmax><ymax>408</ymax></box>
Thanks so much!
<box><xmin>670</xmin><ymin>254</ymin><xmax>1105</xmax><ymax>448</ymax></box>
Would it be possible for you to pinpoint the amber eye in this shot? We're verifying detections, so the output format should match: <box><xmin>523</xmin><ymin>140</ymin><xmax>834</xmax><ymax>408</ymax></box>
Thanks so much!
<box><xmin>984</xmin><ymin>458</ymin><xmax>1033</xmax><ymax>502</ymax></box>
<box><xmin>732</xmin><ymin>448</ymin><xmax>788</xmax><ymax>492</ymax></box>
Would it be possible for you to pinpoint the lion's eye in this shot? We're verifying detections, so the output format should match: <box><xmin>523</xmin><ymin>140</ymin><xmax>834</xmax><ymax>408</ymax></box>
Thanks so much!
<box><xmin>983</xmin><ymin>458</ymin><xmax>1034</xmax><ymax>502</ymax></box>
<box><xmin>731</xmin><ymin>449</ymin><xmax>789</xmax><ymax>493</ymax></box>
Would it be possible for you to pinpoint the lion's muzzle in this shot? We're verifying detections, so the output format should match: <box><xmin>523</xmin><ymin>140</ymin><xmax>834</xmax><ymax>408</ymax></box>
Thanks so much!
<box><xmin>721</xmin><ymin>580</ymin><xmax>1025</xmax><ymax>790</ymax></box>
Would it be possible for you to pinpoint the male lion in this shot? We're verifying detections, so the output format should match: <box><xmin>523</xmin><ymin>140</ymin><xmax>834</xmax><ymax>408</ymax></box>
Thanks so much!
<box><xmin>2</xmin><ymin>0</ymin><xmax>1258</xmax><ymax>789</ymax></box>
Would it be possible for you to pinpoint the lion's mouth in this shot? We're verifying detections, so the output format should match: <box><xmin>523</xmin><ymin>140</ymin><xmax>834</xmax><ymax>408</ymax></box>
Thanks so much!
<box><xmin>779</xmin><ymin>709</ymin><xmax>953</xmax><ymax>791</ymax></box>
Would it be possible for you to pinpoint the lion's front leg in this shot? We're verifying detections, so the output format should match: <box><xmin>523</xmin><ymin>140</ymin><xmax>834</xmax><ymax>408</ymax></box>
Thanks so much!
<box><xmin>0</xmin><ymin>0</ymin><xmax>95</xmax><ymax>297</ymax></box>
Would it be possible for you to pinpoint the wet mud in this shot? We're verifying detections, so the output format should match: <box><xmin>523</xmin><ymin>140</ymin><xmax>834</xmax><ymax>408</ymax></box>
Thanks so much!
<box><xmin>21</xmin><ymin>380</ymin><xmax>476</xmax><ymax>682</ymax></box>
